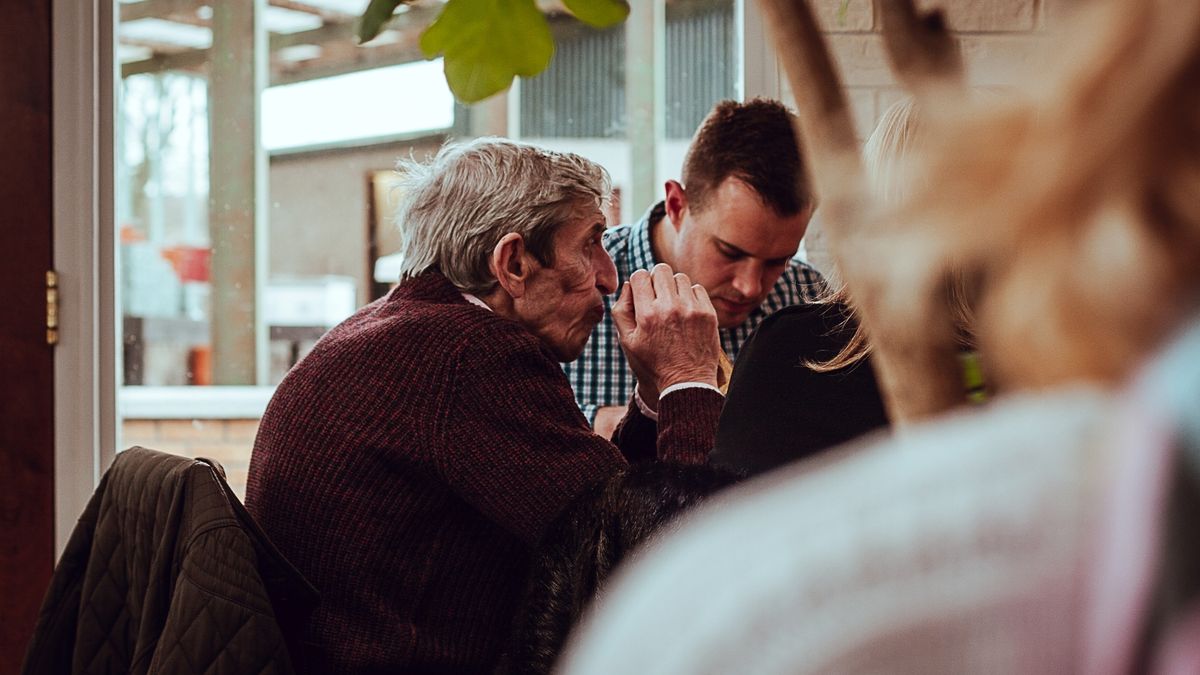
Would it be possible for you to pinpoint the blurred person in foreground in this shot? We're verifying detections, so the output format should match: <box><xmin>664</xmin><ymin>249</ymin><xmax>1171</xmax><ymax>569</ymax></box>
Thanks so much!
<box><xmin>246</xmin><ymin>138</ymin><xmax>725</xmax><ymax>674</ymax></box>
<box><xmin>559</xmin><ymin>0</ymin><xmax>1200</xmax><ymax>672</ymax></box>
<box><xmin>564</xmin><ymin>99</ymin><xmax>826</xmax><ymax>439</ymax></box>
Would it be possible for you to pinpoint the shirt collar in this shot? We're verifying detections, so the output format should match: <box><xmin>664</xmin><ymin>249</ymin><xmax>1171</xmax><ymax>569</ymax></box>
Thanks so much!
<box><xmin>628</xmin><ymin>200</ymin><xmax>666</xmax><ymax>271</ymax></box>
<box><xmin>461</xmin><ymin>293</ymin><xmax>492</xmax><ymax>311</ymax></box>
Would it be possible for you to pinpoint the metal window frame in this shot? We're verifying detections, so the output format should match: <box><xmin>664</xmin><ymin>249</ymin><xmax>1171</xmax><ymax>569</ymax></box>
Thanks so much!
<box><xmin>53</xmin><ymin>0</ymin><xmax>119</xmax><ymax>556</ymax></box>
<box><xmin>737</xmin><ymin>0</ymin><xmax>783</xmax><ymax>101</ymax></box>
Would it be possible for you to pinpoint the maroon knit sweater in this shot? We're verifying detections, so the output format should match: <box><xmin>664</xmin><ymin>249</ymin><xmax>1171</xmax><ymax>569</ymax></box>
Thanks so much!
<box><xmin>245</xmin><ymin>270</ymin><xmax>722</xmax><ymax>674</ymax></box>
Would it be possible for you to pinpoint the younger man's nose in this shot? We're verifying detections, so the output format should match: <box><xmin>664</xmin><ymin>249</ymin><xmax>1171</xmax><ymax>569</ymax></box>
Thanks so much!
<box><xmin>731</xmin><ymin>264</ymin><xmax>763</xmax><ymax>300</ymax></box>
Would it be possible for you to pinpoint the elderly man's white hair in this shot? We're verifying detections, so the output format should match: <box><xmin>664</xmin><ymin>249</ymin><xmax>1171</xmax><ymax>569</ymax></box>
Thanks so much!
<box><xmin>394</xmin><ymin>137</ymin><xmax>611</xmax><ymax>295</ymax></box>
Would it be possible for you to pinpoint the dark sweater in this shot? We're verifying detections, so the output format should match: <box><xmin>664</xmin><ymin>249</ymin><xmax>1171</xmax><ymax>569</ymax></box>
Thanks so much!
<box><xmin>245</xmin><ymin>270</ymin><xmax>721</xmax><ymax>674</ymax></box>
<box><xmin>711</xmin><ymin>302</ymin><xmax>889</xmax><ymax>477</ymax></box>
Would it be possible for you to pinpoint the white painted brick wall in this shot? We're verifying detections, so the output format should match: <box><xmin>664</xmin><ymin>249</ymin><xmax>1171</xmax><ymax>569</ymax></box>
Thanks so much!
<box><xmin>912</xmin><ymin>0</ymin><xmax>1037</xmax><ymax>32</ymax></box>
<box><xmin>814</xmin><ymin>0</ymin><xmax>875</xmax><ymax>32</ymax></box>
<box><xmin>799</xmin><ymin>0</ymin><xmax>1050</xmax><ymax>273</ymax></box>
<box><xmin>805</xmin><ymin>0</ymin><xmax>1054</xmax><ymax>135</ymax></box>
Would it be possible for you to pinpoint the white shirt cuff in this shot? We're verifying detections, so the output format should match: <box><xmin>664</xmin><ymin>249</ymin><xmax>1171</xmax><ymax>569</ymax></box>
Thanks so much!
<box><xmin>634</xmin><ymin>382</ymin><xmax>723</xmax><ymax>422</ymax></box>
<box><xmin>634</xmin><ymin>388</ymin><xmax>659</xmax><ymax>421</ymax></box>
<box><xmin>661</xmin><ymin>382</ymin><xmax>723</xmax><ymax>398</ymax></box>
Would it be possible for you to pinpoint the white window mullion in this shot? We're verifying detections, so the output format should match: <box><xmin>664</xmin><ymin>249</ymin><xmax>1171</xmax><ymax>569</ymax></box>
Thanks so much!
<box><xmin>737</xmin><ymin>0</ymin><xmax>783</xmax><ymax>101</ymax></box>
<box><xmin>53</xmin><ymin>0</ymin><xmax>119</xmax><ymax>557</ymax></box>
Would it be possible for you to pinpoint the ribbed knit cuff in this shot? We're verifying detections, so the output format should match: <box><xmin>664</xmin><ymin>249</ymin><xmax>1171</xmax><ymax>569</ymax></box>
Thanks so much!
<box><xmin>656</xmin><ymin>387</ymin><xmax>724</xmax><ymax>464</ymax></box>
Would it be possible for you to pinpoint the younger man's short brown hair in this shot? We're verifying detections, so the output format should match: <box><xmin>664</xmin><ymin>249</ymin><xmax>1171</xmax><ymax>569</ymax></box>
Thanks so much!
<box><xmin>681</xmin><ymin>98</ymin><xmax>811</xmax><ymax>216</ymax></box>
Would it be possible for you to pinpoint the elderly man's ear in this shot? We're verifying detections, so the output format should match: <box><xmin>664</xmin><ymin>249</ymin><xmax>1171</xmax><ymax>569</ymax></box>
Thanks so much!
<box><xmin>491</xmin><ymin>232</ymin><xmax>531</xmax><ymax>299</ymax></box>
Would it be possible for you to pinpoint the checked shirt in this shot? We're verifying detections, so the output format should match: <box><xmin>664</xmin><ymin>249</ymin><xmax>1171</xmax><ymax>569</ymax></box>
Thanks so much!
<box><xmin>563</xmin><ymin>202</ymin><xmax>826</xmax><ymax>424</ymax></box>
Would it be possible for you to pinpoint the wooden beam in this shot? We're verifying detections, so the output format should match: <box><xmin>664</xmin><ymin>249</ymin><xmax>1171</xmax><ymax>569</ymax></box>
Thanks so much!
<box><xmin>269</xmin><ymin>0</ymin><xmax>355</xmax><ymax>22</ymax></box>
<box><xmin>119</xmin><ymin>2</ymin><xmax>712</xmax><ymax>88</ymax></box>
<box><xmin>120</xmin><ymin>0</ymin><xmax>354</xmax><ymax>24</ymax></box>
<box><xmin>121</xmin><ymin>5</ymin><xmax>440</xmax><ymax>81</ymax></box>
<box><xmin>268</xmin><ymin>11</ymin><xmax>596</xmax><ymax>86</ymax></box>
<box><xmin>120</xmin><ymin>36</ymin><xmax>199</xmax><ymax>55</ymax></box>
<box><xmin>124</xmin><ymin>42</ymin><xmax>430</xmax><ymax>87</ymax></box>
<box><xmin>122</xmin><ymin>49</ymin><xmax>208</xmax><ymax>77</ymax></box>
<box><xmin>273</xmin><ymin>5</ymin><xmax>439</xmax><ymax>49</ymax></box>
<box><xmin>119</xmin><ymin>0</ymin><xmax>204</xmax><ymax>22</ymax></box>
<box><xmin>271</xmin><ymin>19</ymin><xmax>358</xmax><ymax>50</ymax></box>
<box><xmin>755</xmin><ymin>0</ymin><xmax>965</xmax><ymax>423</ymax></box>
<box><xmin>878</xmin><ymin>0</ymin><xmax>964</xmax><ymax>97</ymax></box>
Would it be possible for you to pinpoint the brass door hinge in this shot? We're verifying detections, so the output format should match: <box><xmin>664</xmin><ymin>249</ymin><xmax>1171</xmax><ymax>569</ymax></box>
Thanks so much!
<box><xmin>46</xmin><ymin>270</ymin><xmax>59</xmax><ymax>346</ymax></box>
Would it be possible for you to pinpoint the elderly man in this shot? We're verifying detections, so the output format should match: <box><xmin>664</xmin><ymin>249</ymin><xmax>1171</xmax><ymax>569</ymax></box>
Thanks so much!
<box><xmin>565</xmin><ymin>99</ymin><xmax>825</xmax><ymax>438</ymax></box>
<box><xmin>245</xmin><ymin>138</ymin><xmax>724</xmax><ymax>674</ymax></box>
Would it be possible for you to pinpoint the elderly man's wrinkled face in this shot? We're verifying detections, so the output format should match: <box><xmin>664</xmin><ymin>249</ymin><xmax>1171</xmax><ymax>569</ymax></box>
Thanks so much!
<box><xmin>518</xmin><ymin>207</ymin><xmax>618</xmax><ymax>362</ymax></box>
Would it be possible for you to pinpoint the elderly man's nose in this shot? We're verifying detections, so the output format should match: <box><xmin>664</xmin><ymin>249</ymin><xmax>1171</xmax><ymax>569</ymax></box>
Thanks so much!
<box><xmin>595</xmin><ymin>248</ymin><xmax>618</xmax><ymax>295</ymax></box>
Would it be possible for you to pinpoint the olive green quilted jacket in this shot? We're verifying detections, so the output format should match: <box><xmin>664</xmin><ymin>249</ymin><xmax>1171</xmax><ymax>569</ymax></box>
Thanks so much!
<box><xmin>21</xmin><ymin>446</ymin><xmax>318</xmax><ymax>675</ymax></box>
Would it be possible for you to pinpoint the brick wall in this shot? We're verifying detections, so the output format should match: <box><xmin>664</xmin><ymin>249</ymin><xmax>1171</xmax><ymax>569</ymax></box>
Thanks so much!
<box><xmin>799</xmin><ymin>0</ymin><xmax>1080</xmax><ymax>273</ymax></box>
<box><xmin>122</xmin><ymin>418</ymin><xmax>259</xmax><ymax>499</ymax></box>
<box><xmin>804</xmin><ymin>0</ymin><xmax>1076</xmax><ymax>137</ymax></box>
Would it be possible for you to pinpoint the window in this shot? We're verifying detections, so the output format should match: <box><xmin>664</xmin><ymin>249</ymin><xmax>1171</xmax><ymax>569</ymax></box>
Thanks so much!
<box><xmin>112</xmin><ymin>0</ymin><xmax>744</xmax><ymax>498</ymax></box>
<box><xmin>262</xmin><ymin>61</ymin><xmax>454</xmax><ymax>151</ymax></box>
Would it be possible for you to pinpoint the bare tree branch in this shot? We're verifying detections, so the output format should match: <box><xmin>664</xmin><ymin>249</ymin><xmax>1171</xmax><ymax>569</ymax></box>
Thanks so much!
<box><xmin>753</xmin><ymin>0</ymin><xmax>861</xmax><ymax>205</ymax></box>
<box><xmin>878</xmin><ymin>0</ymin><xmax>964</xmax><ymax>95</ymax></box>
<box><xmin>754</xmin><ymin>0</ymin><xmax>966</xmax><ymax>423</ymax></box>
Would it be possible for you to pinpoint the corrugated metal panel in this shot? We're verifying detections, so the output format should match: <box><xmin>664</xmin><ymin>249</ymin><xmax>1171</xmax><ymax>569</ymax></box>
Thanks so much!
<box><xmin>520</xmin><ymin>1</ymin><xmax>735</xmax><ymax>139</ymax></box>
<box><xmin>666</xmin><ymin>4</ymin><xmax>736</xmax><ymax>138</ymax></box>
<box><xmin>520</xmin><ymin>25</ymin><xmax>626</xmax><ymax>138</ymax></box>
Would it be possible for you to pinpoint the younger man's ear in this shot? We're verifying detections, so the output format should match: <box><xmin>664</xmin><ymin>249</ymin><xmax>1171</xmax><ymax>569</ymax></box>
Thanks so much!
<box><xmin>663</xmin><ymin>180</ymin><xmax>688</xmax><ymax>231</ymax></box>
<box><xmin>491</xmin><ymin>232</ymin><xmax>531</xmax><ymax>298</ymax></box>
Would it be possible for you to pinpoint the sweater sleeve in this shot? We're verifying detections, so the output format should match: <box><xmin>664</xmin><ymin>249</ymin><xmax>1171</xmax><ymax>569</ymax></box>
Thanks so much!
<box><xmin>437</xmin><ymin>326</ymin><xmax>629</xmax><ymax>545</ymax></box>
<box><xmin>612</xmin><ymin>389</ymin><xmax>724</xmax><ymax>465</ymax></box>
<box><xmin>437</xmin><ymin>324</ymin><xmax>722</xmax><ymax>544</ymax></box>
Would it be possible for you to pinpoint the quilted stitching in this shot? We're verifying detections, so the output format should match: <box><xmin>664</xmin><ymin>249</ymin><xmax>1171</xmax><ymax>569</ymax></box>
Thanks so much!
<box><xmin>21</xmin><ymin>447</ymin><xmax>314</xmax><ymax>675</ymax></box>
<box><xmin>150</xmin><ymin>575</ymin><xmax>291</xmax><ymax>675</ymax></box>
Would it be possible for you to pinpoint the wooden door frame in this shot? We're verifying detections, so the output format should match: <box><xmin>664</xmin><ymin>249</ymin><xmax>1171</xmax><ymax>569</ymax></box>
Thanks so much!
<box><xmin>1</xmin><ymin>1</ymin><xmax>55</xmax><ymax>669</ymax></box>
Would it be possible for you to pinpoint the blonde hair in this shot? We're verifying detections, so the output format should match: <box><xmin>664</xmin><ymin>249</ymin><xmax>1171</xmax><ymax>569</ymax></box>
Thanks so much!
<box><xmin>810</xmin><ymin>97</ymin><xmax>935</xmax><ymax>373</ymax></box>
<box><xmin>863</xmin><ymin>97</ymin><xmax>924</xmax><ymax>207</ymax></box>
<box><xmin>885</xmin><ymin>0</ymin><xmax>1200</xmax><ymax>389</ymax></box>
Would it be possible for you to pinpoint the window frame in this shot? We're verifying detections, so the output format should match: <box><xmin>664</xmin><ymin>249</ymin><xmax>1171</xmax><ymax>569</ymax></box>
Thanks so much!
<box><xmin>54</xmin><ymin>0</ymin><xmax>118</xmax><ymax>556</ymax></box>
<box><xmin>59</xmin><ymin>0</ymin><xmax>776</xmax><ymax>554</ymax></box>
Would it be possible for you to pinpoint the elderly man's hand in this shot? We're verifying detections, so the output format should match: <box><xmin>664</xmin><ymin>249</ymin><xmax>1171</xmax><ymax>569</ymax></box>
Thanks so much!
<box><xmin>612</xmin><ymin>263</ymin><xmax>721</xmax><ymax>409</ymax></box>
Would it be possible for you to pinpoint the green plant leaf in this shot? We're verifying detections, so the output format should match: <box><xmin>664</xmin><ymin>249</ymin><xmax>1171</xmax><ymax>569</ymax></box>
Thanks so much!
<box><xmin>561</xmin><ymin>0</ymin><xmax>629</xmax><ymax>29</ymax></box>
<box><xmin>420</xmin><ymin>0</ymin><xmax>555</xmax><ymax>103</ymax></box>
<box><xmin>357</xmin><ymin>0</ymin><xmax>406</xmax><ymax>44</ymax></box>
